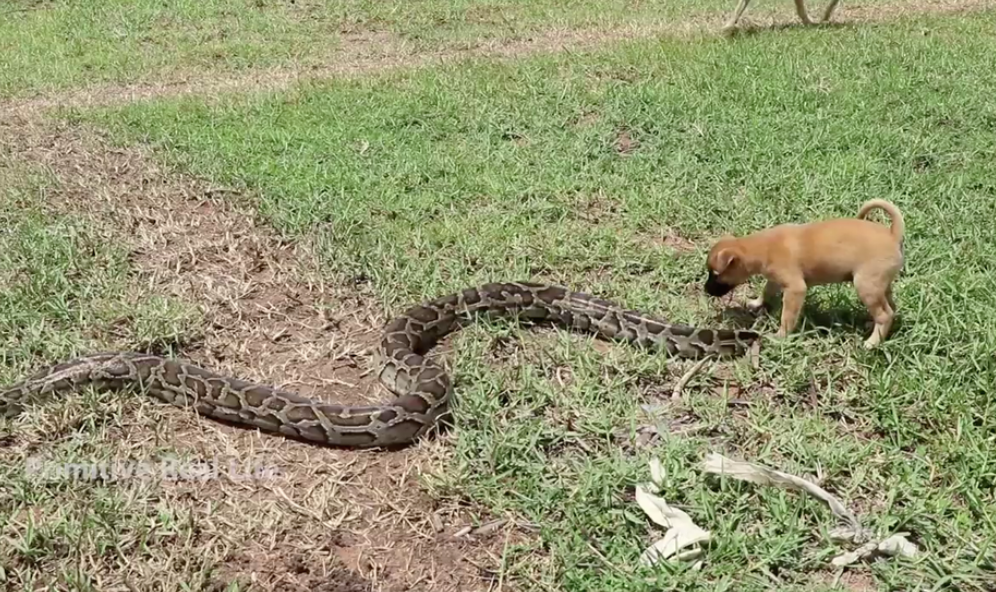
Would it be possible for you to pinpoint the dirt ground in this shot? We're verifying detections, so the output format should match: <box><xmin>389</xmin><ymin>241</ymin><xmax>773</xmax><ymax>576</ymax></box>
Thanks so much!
<box><xmin>1</xmin><ymin>2</ymin><xmax>992</xmax><ymax>589</ymax></box>
<box><xmin>2</xmin><ymin>116</ymin><xmax>533</xmax><ymax>590</ymax></box>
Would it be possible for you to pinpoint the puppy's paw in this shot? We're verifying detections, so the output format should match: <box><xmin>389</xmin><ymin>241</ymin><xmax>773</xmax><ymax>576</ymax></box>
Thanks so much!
<box><xmin>745</xmin><ymin>298</ymin><xmax>765</xmax><ymax>312</ymax></box>
<box><xmin>863</xmin><ymin>337</ymin><xmax>880</xmax><ymax>349</ymax></box>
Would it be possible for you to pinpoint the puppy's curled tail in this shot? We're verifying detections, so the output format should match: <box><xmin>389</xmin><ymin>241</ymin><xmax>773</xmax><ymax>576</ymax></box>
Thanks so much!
<box><xmin>857</xmin><ymin>199</ymin><xmax>904</xmax><ymax>242</ymax></box>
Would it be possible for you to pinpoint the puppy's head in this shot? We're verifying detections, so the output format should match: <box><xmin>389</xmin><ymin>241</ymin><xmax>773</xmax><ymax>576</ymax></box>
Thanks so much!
<box><xmin>704</xmin><ymin>236</ymin><xmax>748</xmax><ymax>298</ymax></box>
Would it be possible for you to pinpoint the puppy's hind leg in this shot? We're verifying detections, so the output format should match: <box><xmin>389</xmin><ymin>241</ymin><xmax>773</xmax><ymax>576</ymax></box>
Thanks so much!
<box><xmin>723</xmin><ymin>0</ymin><xmax>754</xmax><ymax>33</ymax></box>
<box><xmin>820</xmin><ymin>0</ymin><xmax>841</xmax><ymax>22</ymax></box>
<box><xmin>793</xmin><ymin>0</ymin><xmax>815</xmax><ymax>24</ymax></box>
<box><xmin>854</xmin><ymin>273</ymin><xmax>895</xmax><ymax>349</ymax></box>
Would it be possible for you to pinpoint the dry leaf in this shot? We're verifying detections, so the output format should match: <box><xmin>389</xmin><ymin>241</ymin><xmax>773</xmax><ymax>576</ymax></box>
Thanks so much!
<box><xmin>636</xmin><ymin>459</ymin><xmax>711</xmax><ymax>567</ymax></box>
<box><xmin>701</xmin><ymin>452</ymin><xmax>862</xmax><ymax>531</ymax></box>
<box><xmin>703</xmin><ymin>452</ymin><xmax>919</xmax><ymax>567</ymax></box>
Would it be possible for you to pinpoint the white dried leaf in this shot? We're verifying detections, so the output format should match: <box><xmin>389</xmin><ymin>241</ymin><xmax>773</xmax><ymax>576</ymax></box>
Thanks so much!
<box><xmin>703</xmin><ymin>453</ymin><xmax>922</xmax><ymax>568</ymax></box>
<box><xmin>832</xmin><ymin>541</ymin><xmax>879</xmax><ymax>567</ymax></box>
<box><xmin>649</xmin><ymin>457</ymin><xmax>665</xmax><ymax>489</ymax></box>
<box><xmin>635</xmin><ymin>485</ymin><xmax>696</xmax><ymax>530</ymax></box>
<box><xmin>636</xmin><ymin>458</ymin><xmax>710</xmax><ymax>568</ymax></box>
<box><xmin>639</xmin><ymin>526</ymin><xmax>711</xmax><ymax>567</ymax></box>
<box><xmin>828</xmin><ymin>525</ymin><xmax>870</xmax><ymax>544</ymax></box>
<box><xmin>702</xmin><ymin>452</ymin><xmax>862</xmax><ymax>530</ymax></box>
<box><xmin>877</xmin><ymin>534</ymin><xmax>918</xmax><ymax>558</ymax></box>
<box><xmin>831</xmin><ymin>534</ymin><xmax>919</xmax><ymax>566</ymax></box>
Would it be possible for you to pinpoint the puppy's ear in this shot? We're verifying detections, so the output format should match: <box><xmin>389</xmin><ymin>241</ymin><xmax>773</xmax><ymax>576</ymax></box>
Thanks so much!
<box><xmin>714</xmin><ymin>248</ymin><xmax>737</xmax><ymax>273</ymax></box>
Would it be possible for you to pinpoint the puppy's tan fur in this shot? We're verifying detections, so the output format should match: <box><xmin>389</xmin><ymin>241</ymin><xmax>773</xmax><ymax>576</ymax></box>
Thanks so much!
<box><xmin>705</xmin><ymin>199</ymin><xmax>904</xmax><ymax>348</ymax></box>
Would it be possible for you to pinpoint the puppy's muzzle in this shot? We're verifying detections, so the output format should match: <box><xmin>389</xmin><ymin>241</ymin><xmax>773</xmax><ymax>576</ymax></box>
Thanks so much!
<box><xmin>704</xmin><ymin>271</ymin><xmax>735</xmax><ymax>297</ymax></box>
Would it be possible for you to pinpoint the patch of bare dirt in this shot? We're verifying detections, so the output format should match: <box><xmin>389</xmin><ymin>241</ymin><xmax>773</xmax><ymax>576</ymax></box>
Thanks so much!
<box><xmin>612</xmin><ymin>128</ymin><xmax>640</xmax><ymax>156</ymax></box>
<box><xmin>0</xmin><ymin>118</ymin><xmax>523</xmax><ymax>591</ymax></box>
<box><xmin>810</xmin><ymin>569</ymin><xmax>880</xmax><ymax>592</ymax></box>
<box><xmin>639</xmin><ymin>229</ymin><xmax>699</xmax><ymax>254</ymax></box>
<box><xmin>570</xmin><ymin>109</ymin><xmax>602</xmax><ymax>128</ymax></box>
<box><xmin>2</xmin><ymin>0</ymin><xmax>993</xmax><ymax>118</ymax></box>
<box><xmin>569</xmin><ymin>190</ymin><xmax>621</xmax><ymax>225</ymax></box>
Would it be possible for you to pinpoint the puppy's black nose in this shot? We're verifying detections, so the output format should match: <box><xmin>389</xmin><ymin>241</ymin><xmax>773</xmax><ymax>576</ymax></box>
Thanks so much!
<box><xmin>704</xmin><ymin>272</ymin><xmax>733</xmax><ymax>297</ymax></box>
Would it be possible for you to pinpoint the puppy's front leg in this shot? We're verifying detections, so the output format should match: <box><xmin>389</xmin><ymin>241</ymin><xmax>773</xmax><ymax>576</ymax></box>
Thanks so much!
<box><xmin>747</xmin><ymin>280</ymin><xmax>781</xmax><ymax>312</ymax></box>
<box><xmin>775</xmin><ymin>282</ymin><xmax>807</xmax><ymax>338</ymax></box>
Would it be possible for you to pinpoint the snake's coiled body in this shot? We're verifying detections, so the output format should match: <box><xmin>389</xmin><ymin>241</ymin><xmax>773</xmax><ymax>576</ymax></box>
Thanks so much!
<box><xmin>1</xmin><ymin>282</ymin><xmax>759</xmax><ymax>447</ymax></box>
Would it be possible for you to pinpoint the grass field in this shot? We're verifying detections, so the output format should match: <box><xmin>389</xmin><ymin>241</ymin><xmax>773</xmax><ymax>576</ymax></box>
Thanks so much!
<box><xmin>0</xmin><ymin>0</ymin><xmax>939</xmax><ymax>99</ymax></box>
<box><xmin>2</xmin><ymin>1</ymin><xmax>996</xmax><ymax>591</ymax></box>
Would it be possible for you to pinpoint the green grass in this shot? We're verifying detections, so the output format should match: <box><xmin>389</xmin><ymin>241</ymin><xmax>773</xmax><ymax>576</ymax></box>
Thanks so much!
<box><xmin>0</xmin><ymin>0</ymin><xmax>909</xmax><ymax>98</ymax></box>
<box><xmin>0</xmin><ymin>163</ymin><xmax>195</xmax><ymax>374</ymax></box>
<box><xmin>323</xmin><ymin>0</ymin><xmax>745</xmax><ymax>44</ymax></box>
<box><xmin>0</xmin><ymin>164</ymin><xmax>206</xmax><ymax>590</ymax></box>
<box><xmin>3</xmin><ymin>4</ymin><xmax>996</xmax><ymax>591</ymax></box>
<box><xmin>0</xmin><ymin>0</ymin><xmax>344</xmax><ymax>98</ymax></box>
<box><xmin>56</xmin><ymin>11</ymin><xmax>996</xmax><ymax>590</ymax></box>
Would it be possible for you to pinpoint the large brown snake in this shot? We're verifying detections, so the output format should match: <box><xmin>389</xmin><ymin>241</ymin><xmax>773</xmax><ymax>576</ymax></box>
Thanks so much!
<box><xmin>1</xmin><ymin>282</ymin><xmax>759</xmax><ymax>448</ymax></box>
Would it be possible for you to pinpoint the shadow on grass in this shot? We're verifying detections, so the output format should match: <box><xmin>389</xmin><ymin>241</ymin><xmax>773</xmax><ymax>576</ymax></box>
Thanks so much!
<box><xmin>723</xmin><ymin>19</ymin><xmax>853</xmax><ymax>38</ymax></box>
<box><xmin>714</xmin><ymin>300</ymin><xmax>906</xmax><ymax>340</ymax></box>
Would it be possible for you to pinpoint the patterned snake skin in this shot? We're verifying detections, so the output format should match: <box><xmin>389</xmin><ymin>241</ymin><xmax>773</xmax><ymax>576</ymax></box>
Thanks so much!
<box><xmin>1</xmin><ymin>282</ymin><xmax>759</xmax><ymax>447</ymax></box>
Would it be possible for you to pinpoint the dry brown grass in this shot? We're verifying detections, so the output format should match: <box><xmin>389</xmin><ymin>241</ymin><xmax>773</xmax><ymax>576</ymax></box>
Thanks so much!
<box><xmin>0</xmin><ymin>120</ymin><xmax>523</xmax><ymax>591</ymax></box>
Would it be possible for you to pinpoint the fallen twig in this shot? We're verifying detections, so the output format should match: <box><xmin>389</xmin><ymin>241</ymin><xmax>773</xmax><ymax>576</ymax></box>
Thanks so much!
<box><xmin>672</xmin><ymin>357</ymin><xmax>712</xmax><ymax>400</ymax></box>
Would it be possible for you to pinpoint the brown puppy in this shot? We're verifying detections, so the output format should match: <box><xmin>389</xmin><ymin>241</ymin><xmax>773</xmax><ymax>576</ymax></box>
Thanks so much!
<box><xmin>704</xmin><ymin>199</ymin><xmax>904</xmax><ymax>348</ymax></box>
